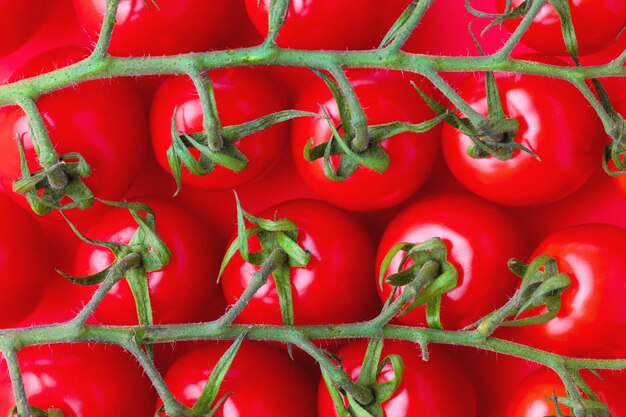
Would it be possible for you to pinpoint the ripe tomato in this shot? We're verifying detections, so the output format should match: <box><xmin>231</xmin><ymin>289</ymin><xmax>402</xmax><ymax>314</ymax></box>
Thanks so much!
<box><xmin>0</xmin><ymin>46</ymin><xmax>149</xmax><ymax>215</ymax></box>
<box><xmin>442</xmin><ymin>71</ymin><xmax>604</xmax><ymax>206</ymax></box>
<box><xmin>0</xmin><ymin>195</ymin><xmax>51</xmax><ymax>327</ymax></box>
<box><xmin>0</xmin><ymin>0</ymin><xmax>49</xmax><ymax>56</ymax></box>
<box><xmin>0</xmin><ymin>344</ymin><xmax>156</xmax><ymax>417</ymax></box>
<box><xmin>161</xmin><ymin>341</ymin><xmax>317</xmax><ymax>417</ymax></box>
<box><xmin>150</xmin><ymin>68</ymin><xmax>289</xmax><ymax>191</ymax></box>
<box><xmin>318</xmin><ymin>340</ymin><xmax>477</xmax><ymax>417</ymax></box>
<box><xmin>496</xmin><ymin>0</ymin><xmax>626</xmax><ymax>56</ymax></box>
<box><xmin>73</xmin><ymin>0</ymin><xmax>234</xmax><ymax>56</ymax></box>
<box><xmin>72</xmin><ymin>197</ymin><xmax>225</xmax><ymax>325</ymax></box>
<box><xmin>245</xmin><ymin>0</ymin><xmax>390</xmax><ymax>50</ymax></box>
<box><xmin>512</xmin><ymin>224</ymin><xmax>626</xmax><ymax>357</ymax></box>
<box><xmin>377</xmin><ymin>193</ymin><xmax>528</xmax><ymax>329</ymax></box>
<box><xmin>220</xmin><ymin>199</ymin><xmax>381</xmax><ymax>325</ymax></box>
<box><xmin>291</xmin><ymin>70</ymin><xmax>440</xmax><ymax>212</ymax></box>
<box><xmin>506</xmin><ymin>368</ymin><xmax>626</xmax><ymax>417</ymax></box>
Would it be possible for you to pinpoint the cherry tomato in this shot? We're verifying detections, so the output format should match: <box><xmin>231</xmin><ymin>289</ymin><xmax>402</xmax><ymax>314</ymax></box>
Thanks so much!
<box><xmin>291</xmin><ymin>70</ymin><xmax>440</xmax><ymax>212</ymax></box>
<box><xmin>0</xmin><ymin>195</ymin><xmax>51</xmax><ymax>327</ymax></box>
<box><xmin>161</xmin><ymin>341</ymin><xmax>317</xmax><ymax>417</ymax></box>
<box><xmin>497</xmin><ymin>0</ymin><xmax>626</xmax><ymax>56</ymax></box>
<box><xmin>0</xmin><ymin>46</ymin><xmax>149</xmax><ymax>216</ymax></box>
<box><xmin>220</xmin><ymin>199</ymin><xmax>381</xmax><ymax>325</ymax></box>
<box><xmin>72</xmin><ymin>197</ymin><xmax>225</xmax><ymax>325</ymax></box>
<box><xmin>150</xmin><ymin>68</ymin><xmax>289</xmax><ymax>191</ymax></box>
<box><xmin>0</xmin><ymin>344</ymin><xmax>156</xmax><ymax>417</ymax></box>
<box><xmin>377</xmin><ymin>193</ymin><xmax>528</xmax><ymax>329</ymax></box>
<box><xmin>73</xmin><ymin>0</ymin><xmax>234</xmax><ymax>56</ymax></box>
<box><xmin>318</xmin><ymin>340</ymin><xmax>477</xmax><ymax>417</ymax></box>
<box><xmin>512</xmin><ymin>224</ymin><xmax>626</xmax><ymax>357</ymax></box>
<box><xmin>506</xmin><ymin>368</ymin><xmax>626</xmax><ymax>417</ymax></box>
<box><xmin>442</xmin><ymin>71</ymin><xmax>604</xmax><ymax>206</ymax></box>
<box><xmin>0</xmin><ymin>0</ymin><xmax>49</xmax><ymax>56</ymax></box>
<box><xmin>245</xmin><ymin>0</ymin><xmax>390</xmax><ymax>50</ymax></box>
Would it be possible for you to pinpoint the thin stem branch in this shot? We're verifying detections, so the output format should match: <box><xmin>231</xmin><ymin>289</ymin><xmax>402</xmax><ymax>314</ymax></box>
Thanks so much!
<box><xmin>212</xmin><ymin>249</ymin><xmax>287</xmax><ymax>327</ymax></box>
<box><xmin>126</xmin><ymin>343</ymin><xmax>188</xmax><ymax>417</ymax></box>
<box><xmin>92</xmin><ymin>0</ymin><xmax>120</xmax><ymax>58</ymax></box>
<box><xmin>290</xmin><ymin>333</ymin><xmax>373</xmax><ymax>405</ymax></box>
<box><xmin>264</xmin><ymin>0</ymin><xmax>290</xmax><ymax>47</ymax></box>
<box><xmin>495</xmin><ymin>0</ymin><xmax>548</xmax><ymax>58</ymax></box>
<box><xmin>384</xmin><ymin>0</ymin><xmax>435</xmax><ymax>53</ymax></box>
<box><xmin>186</xmin><ymin>67</ymin><xmax>224</xmax><ymax>151</ymax></box>
<box><xmin>570</xmin><ymin>78</ymin><xmax>617</xmax><ymax>136</ymax></box>
<box><xmin>327</xmin><ymin>65</ymin><xmax>370</xmax><ymax>152</ymax></box>
<box><xmin>69</xmin><ymin>253</ymin><xmax>142</xmax><ymax>327</ymax></box>
<box><xmin>2</xmin><ymin>349</ymin><xmax>32</xmax><ymax>417</ymax></box>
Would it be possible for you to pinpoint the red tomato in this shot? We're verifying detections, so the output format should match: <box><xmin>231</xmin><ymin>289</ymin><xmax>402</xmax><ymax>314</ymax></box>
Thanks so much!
<box><xmin>442</xmin><ymin>71</ymin><xmax>604</xmax><ymax>206</ymax></box>
<box><xmin>377</xmin><ymin>193</ymin><xmax>528</xmax><ymax>329</ymax></box>
<box><xmin>497</xmin><ymin>0</ymin><xmax>626</xmax><ymax>56</ymax></box>
<box><xmin>245</xmin><ymin>0</ymin><xmax>390</xmax><ymax>50</ymax></box>
<box><xmin>0</xmin><ymin>195</ymin><xmax>51</xmax><ymax>327</ymax></box>
<box><xmin>220</xmin><ymin>199</ymin><xmax>381</xmax><ymax>325</ymax></box>
<box><xmin>161</xmin><ymin>341</ymin><xmax>317</xmax><ymax>417</ymax></box>
<box><xmin>0</xmin><ymin>0</ymin><xmax>49</xmax><ymax>56</ymax></box>
<box><xmin>318</xmin><ymin>340</ymin><xmax>477</xmax><ymax>417</ymax></box>
<box><xmin>73</xmin><ymin>0</ymin><xmax>234</xmax><ymax>56</ymax></box>
<box><xmin>0</xmin><ymin>344</ymin><xmax>156</xmax><ymax>417</ymax></box>
<box><xmin>150</xmin><ymin>68</ymin><xmax>289</xmax><ymax>191</ymax></box>
<box><xmin>0</xmin><ymin>46</ymin><xmax>149</xmax><ymax>216</ymax></box>
<box><xmin>72</xmin><ymin>197</ymin><xmax>225</xmax><ymax>325</ymax></box>
<box><xmin>291</xmin><ymin>70</ymin><xmax>440</xmax><ymax>212</ymax></box>
<box><xmin>506</xmin><ymin>368</ymin><xmax>626</xmax><ymax>417</ymax></box>
<box><xmin>512</xmin><ymin>224</ymin><xmax>626</xmax><ymax>357</ymax></box>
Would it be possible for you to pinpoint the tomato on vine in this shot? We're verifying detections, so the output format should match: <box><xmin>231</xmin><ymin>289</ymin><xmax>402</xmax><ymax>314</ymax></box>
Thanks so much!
<box><xmin>220</xmin><ymin>199</ymin><xmax>381</xmax><ymax>325</ymax></box>
<box><xmin>161</xmin><ymin>341</ymin><xmax>317</xmax><ymax>417</ymax></box>
<box><xmin>442</xmin><ymin>69</ymin><xmax>604</xmax><ymax>206</ymax></box>
<box><xmin>0</xmin><ymin>46</ymin><xmax>149</xmax><ymax>215</ymax></box>
<box><xmin>318</xmin><ymin>340</ymin><xmax>477</xmax><ymax>417</ymax></box>
<box><xmin>150</xmin><ymin>68</ymin><xmax>289</xmax><ymax>191</ymax></box>
<box><xmin>291</xmin><ymin>70</ymin><xmax>440</xmax><ymax>212</ymax></box>
<box><xmin>0</xmin><ymin>344</ymin><xmax>156</xmax><ymax>417</ymax></box>
<box><xmin>511</xmin><ymin>224</ymin><xmax>626</xmax><ymax>357</ymax></box>
<box><xmin>70</xmin><ymin>197</ymin><xmax>226</xmax><ymax>325</ymax></box>
<box><xmin>73</xmin><ymin>0</ymin><xmax>234</xmax><ymax>56</ymax></box>
<box><xmin>377</xmin><ymin>193</ymin><xmax>528</xmax><ymax>329</ymax></box>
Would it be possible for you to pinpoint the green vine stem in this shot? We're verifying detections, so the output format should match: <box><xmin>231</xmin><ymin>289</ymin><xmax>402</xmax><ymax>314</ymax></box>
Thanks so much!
<box><xmin>185</xmin><ymin>67</ymin><xmax>224</xmax><ymax>151</ymax></box>
<box><xmin>2</xmin><ymin>349</ymin><xmax>32</xmax><ymax>417</ymax></box>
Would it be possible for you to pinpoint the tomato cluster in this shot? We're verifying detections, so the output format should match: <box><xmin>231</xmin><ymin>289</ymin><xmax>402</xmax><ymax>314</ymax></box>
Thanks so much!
<box><xmin>0</xmin><ymin>1</ymin><xmax>626</xmax><ymax>417</ymax></box>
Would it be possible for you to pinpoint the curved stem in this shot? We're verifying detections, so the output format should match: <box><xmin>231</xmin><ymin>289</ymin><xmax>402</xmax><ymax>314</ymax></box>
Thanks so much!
<box><xmin>383</xmin><ymin>0</ymin><xmax>435</xmax><ymax>53</ymax></box>
<box><xmin>2</xmin><ymin>349</ymin><xmax>32</xmax><ymax>417</ymax></box>
<box><xmin>186</xmin><ymin>67</ymin><xmax>224</xmax><ymax>151</ymax></box>
<box><xmin>92</xmin><ymin>0</ymin><xmax>120</xmax><ymax>58</ymax></box>
<box><xmin>494</xmin><ymin>0</ymin><xmax>548</xmax><ymax>58</ymax></box>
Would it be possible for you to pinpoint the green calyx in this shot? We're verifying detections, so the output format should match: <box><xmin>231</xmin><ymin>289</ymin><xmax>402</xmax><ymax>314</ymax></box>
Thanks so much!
<box><xmin>378</xmin><ymin>237</ymin><xmax>458</xmax><ymax>330</ymax></box>
<box><xmin>219</xmin><ymin>194</ymin><xmax>311</xmax><ymax>326</ymax></box>
<box><xmin>9</xmin><ymin>406</ymin><xmax>65</xmax><ymax>417</ymax></box>
<box><xmin>12</xmin><ymin>136</ymin><xmax>94</xmax><ymax>215</ymax></box>
<box><xmin>322</xmin><ymin>338</ymin><xmax>404</xmax><ymax>417</ymax></box>
<box><xmin>58</xmin><ymin>200</ymin><xmax>171</xmax><ymax>331</ymax></box>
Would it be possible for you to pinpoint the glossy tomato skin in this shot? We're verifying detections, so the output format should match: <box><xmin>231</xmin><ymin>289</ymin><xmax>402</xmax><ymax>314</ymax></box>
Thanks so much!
<box><xmin>442</xmin><ymin>72</ymin><xmax>604</xmax><ymax>206</ymax></box>
<box><xmin>318</xmin><ymin>340</ymin><xmax>477</xmax><ymax>417</ymax></box>
<box><xmin>506</xmin><ymin>368</ymin><xmax>626</xmax><ymax>417</ymax></box>
<box><xmin>0</xmin><ymin>195</ymin><xmax>51</xmax><ymax>327</ymax></box>
<box><xmin>0</xmin><ymin>46</ymin><xmax>149</xmax><ymax>215</ymax></box>
<box><xmin>0</xmin><ymin>0</ymin><xmax>49</xmax><ymax>56</ymax></box>
<box><xmin>292</xmin><ymin>70</ymin><xmax>440</xmax><ymax>212</ymax></box>
<box><xmin>162</xmin><ymin>342</ymin><xmax>317</xmax><ymax>417</ymax></box>
<box><xmin>221</xmin><ymin>199</ymin><xmax>381</xmax><ymax>325</ymax></box>
<box><xmin>512</xmin><ymin>224</ymin><xmax>626</xmax><ymax>356</ymax></box>
<box><xmin>496</xmin><ymin>0</ymin><xmax>626</xmax><ymax>56</ymax></box>
<box><xmin>73</xmin><ymin>0</ymin><xmax>233</xmax><ymax>56</ymax></box>
<box><xmin>377</xmin><ymin>193</ymin><xmax>528</xmax><ymax>329</ymax></box>
<box><xmin>72</xmin><ymin>197</ymin><xmax>225</xmax><ymax>325</ymax></box>
<box><xmin>0</xmin><ymin>344</ymin><xmax>156</xmax><ymax>417</ymax></box>
<box><xmin>151</xmin><ymin>68</ymin><xmax>289</xmax><ymax>191</ymax></box>
<box><xmin>245</xmin><ymin>0</ymin><xmax>388</xmax><ymax>50</ymax></box>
